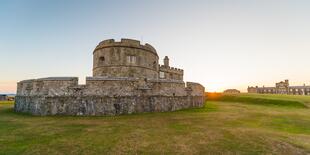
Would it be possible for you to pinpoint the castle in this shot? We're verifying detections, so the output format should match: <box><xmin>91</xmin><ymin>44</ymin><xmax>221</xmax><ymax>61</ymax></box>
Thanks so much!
<box><xmin>15</xmin><ymin>39</ymin><xmax>205</xmax><ymax>116</ymax></box>
<box><xmin>248</xmin><ymin>79</ymin><xmax>310</xmax><ymax>95</ymax></box>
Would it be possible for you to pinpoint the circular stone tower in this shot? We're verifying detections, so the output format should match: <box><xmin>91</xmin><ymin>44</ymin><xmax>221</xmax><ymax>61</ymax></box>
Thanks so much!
<box><xmin>93</xmin><ymin>38</ymin><xmax>159</xmax><ymax>79</ymax></box>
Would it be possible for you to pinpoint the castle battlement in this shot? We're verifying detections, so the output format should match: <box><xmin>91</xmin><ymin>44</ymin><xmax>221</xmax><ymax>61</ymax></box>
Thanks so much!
<box><xmin>159</xmin><ymin>65</ymin><xmax>184</xmax><ymax>74</ymax></box>
<box><xmin>96</xmin><ymin>38</ymin><xmax>157</xmax><ymax>55</ymax></box>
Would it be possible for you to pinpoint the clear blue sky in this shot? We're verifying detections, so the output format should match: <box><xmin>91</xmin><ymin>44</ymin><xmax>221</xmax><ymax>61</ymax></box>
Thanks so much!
<box><xmin>1</xmin><ymin>0</ymin><xmax>310</xmax><ymax>93</ymax></box>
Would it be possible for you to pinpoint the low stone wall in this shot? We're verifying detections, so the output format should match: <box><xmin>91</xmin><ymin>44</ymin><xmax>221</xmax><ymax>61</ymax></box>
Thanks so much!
<box><xmin>186</xmin><ymin>82</ymin><xmax>205</xmax><ymax>96</ymax></box>
<box><xmin>15</xmin><ymin>77</ymin><xmax>205</xmax><ymax>116</ymax></box>
<box><xmin>15</xmin><ymin>95</ymin><xmax>205</xmax><ymax>116</ymax></box>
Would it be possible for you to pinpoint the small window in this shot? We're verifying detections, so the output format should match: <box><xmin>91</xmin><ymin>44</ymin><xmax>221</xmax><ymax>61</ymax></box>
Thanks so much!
<box><xmin>153</xmin><ymin>61</ymin><xmax>157</xmax><ymax>68</ymax></box>
<box><xmin>127</xmin><ymin>56</ymin><xmax>136</xmax><ymax>64</ymax></box>
<box><xmin>99</xmin><ymin>56</ymin><xmax>105</xmax><ymax>61</ymax></box>
<box><xmin>159</xmin><ymin>71</ymin><xmax>165</xmax><ymax>78</ymax></box>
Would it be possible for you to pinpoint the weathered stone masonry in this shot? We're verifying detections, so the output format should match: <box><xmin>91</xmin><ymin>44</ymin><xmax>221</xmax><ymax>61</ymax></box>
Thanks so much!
<box><xmin>15</xmin><ymin>39</ymin><xmax>205</xmax><ymax>116</ymax></box>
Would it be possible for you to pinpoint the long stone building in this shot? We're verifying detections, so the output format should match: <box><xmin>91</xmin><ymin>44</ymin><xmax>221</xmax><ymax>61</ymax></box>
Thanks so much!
<box><xmin>15</xmin><ymin>38</ymin><xmax>205</xmax><ymax>116</ymax></box>
<box><xmin>248</xmin><ymin>79</ymin><xmax>310</xmax><ymax>95</ymax></box>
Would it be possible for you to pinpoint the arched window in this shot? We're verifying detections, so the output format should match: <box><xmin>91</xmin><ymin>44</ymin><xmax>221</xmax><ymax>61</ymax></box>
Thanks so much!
<box><xmin>127</xmin><ymin>55</ymin><xmax>136</xmax><ymax>64</ymax></box>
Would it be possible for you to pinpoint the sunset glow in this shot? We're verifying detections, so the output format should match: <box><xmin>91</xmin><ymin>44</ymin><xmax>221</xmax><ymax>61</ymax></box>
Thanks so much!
<box><xmin>1</xmin><ymin>0</ymin><xmax>310</xmax><ymax>93</ymax></box>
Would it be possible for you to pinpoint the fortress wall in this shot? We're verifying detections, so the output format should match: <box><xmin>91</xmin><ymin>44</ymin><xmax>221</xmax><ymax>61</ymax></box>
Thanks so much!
<box><xmin>14</xmin><ymin>77</ymin><xmax>204</xmax><ymax>116</ymax></box>
<box><xmin>31</xmin><ymin>80</ymin><xmax>44</xmax><ymax>95</ymax></box>
<box><xmin>148</xmin><ymin>79</ymin><xmax>187</xmax><ymax>96</ymax></box>
<box><xmin>17</xmin><ymin>78</ymin><xmax>204</xmax><ymax>98</ymax></box>
<box><xmin>41</xmin><ymin>77</ymin><xmax>78</xmax><ymax>96</ymax></box>
<box><xmin>93</xmin><ymin>38</ymin><xmax>159</xmax><ymax>79</ymax></box>
<box><xmin>85</xmin><ymin>78</ymin><xmax>188</xmax><ymax>96</ymax></box>
<box><xmin>93</xmin><ymin>66</ymin><xmax>158</xmax><ymax>79</ymax></box>
<box><xmin>85</xmin><ymin>77</ymin><xmax>139</xmax><ymax>96</ymax></box>
<box><xmin>17</xmin><ymin>79</ymin><xmax>35</xmax><ymax>96</ymax></box>
<box><xmin>93</xmin><ymin>46</ymin><xmax>159</xmax><ymax>78</ymax></box>
<box><xmin>17</xmin><ymin>77</ymin><xmax>78</xmax><ymax>96</ymax></box>
<box><xmin>159</xmin><ymin>65</ymin><xmax>184</xmax><ymax>80</ymax></box>
<box><xmin>185</xmin><ymin>82</ymin><xmax>206</xmax><ymax>104</ymax></box>
<box><xmin>97</xmin><ymin>38</ymin><xmax>157</xmax><ymax>54</ymax></box>
<box><xmin>16</xmin><ymin>82</ymin><xmax>22</xmax><ymax>95</ymax></box>
<box><xmin>186</xmin><ymin>82</ymin><xmax>205</xmax><ymax>96</ymax></box>
<box><xmin>15</xmin><ymin>77</ymin><xmax>205</xmax><ymax>116</ymax></box>
<box><xmin>14</xmin><ymin>96</ymin><xmax>205</xmax><ymax>116</ymax></box>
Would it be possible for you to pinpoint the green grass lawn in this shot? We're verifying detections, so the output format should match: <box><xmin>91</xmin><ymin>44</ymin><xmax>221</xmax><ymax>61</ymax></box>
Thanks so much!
<box><xmin>1</xmin><ymin>94</ymin><xmax>310</xmax><ymax>154</ymax></box>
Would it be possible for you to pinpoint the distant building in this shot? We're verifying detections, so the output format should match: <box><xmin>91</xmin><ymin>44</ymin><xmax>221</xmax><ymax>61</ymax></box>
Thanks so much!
<box><xmin>248</xmin><ymin>79</ymin><xmax>310</xmax><ymax>95</ymax></box>
<box><xmin>223</xmin><ymin>89</ymin><xmax>240</xmax><ymax>94</ymax></box>
<box><xmin>0</xmin><ymin>95</ymin><xmax>7</xmax><ymax>101</ymax></box>
<box><xmin>7</xmin><ymin>96</ymin><xmax>15</xmax><ymax>101</ymax></box>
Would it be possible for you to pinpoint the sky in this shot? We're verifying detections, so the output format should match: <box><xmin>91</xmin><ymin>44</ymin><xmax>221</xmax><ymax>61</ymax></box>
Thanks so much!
<box><xmin>1</xmin><ymin>0</ymin><xmax>310</xmax><ymax>93</ymax></box>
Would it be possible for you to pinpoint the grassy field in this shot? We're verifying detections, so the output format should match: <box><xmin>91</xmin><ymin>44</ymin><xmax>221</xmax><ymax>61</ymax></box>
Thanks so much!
<box><xmin>1</xmin><ymin>94</ymin><xmax>310</xmax><ymax>154</ymax></box>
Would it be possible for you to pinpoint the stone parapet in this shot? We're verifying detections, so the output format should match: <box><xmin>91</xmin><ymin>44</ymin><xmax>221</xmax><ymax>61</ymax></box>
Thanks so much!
<box><xmin>15</xmin><ymin>96</ymin><xmax>205</xmax><ymax>116</ymax></box>
<box><xmin>86</xmin><ymin>76</ymin><xmax>139</xmax><ymax>81</ymax></box>
<box><xmin>95</xmin><ymin>38</ymin><xmax>157</xmax><ymax>56</ymax></box>
<box><xmin>147</xmin><ymin>78</ymin><xmax>184</xmax><ymax>83</ymax></box>
<box><xmin>17</xmin><ymin>77</ymin><xmax>78</xmax><ymax>96</ymax></box>
<box><xmin>16</xmin><ymin>77</ymin><xmax>204</xmax><ymax>98</ymax></box>
<box><xmin>186</xmin><ymin>82</ymin><xmax>206</xmax><ymax>96</ymax></box>
<box><xmin>159</xmin><ymin>65</ymin><xmax>184</xmax><ymax>74</ymax></box>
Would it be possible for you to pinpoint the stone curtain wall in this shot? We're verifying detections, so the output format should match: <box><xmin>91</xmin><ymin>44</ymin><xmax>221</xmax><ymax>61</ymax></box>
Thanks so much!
<box><xmin>17</xmin><ymin>77</ymin><xmax>78</xmax><ymax>96</ymax></box>
<box><xmin>186</xmin><ymin>82</ymin><xmax>205</xmax><ymax>96</ymax></box>
<box><xmin>15</xmin><ymin>96</ymin><xmax>204</xmax><ymax>116</ymax></box>
<box><xmin>15</xmin><ymin>77</ymin><xmax>205</xmax><ymax>116</ymax></box>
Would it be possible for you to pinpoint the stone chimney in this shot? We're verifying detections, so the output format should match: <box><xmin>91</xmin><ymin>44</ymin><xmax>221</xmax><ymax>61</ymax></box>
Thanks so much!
<box><xmin>164</xmin><ymin>56</ymin><xmax>169</xmax><ymax>67</ymax></box>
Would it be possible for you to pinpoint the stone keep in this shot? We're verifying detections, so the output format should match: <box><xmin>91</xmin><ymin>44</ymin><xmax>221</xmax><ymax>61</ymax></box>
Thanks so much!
<box><xmin>15</xmin><ymin>39</ymin><xmax>205</xmax><ymax>116</ymax></box>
